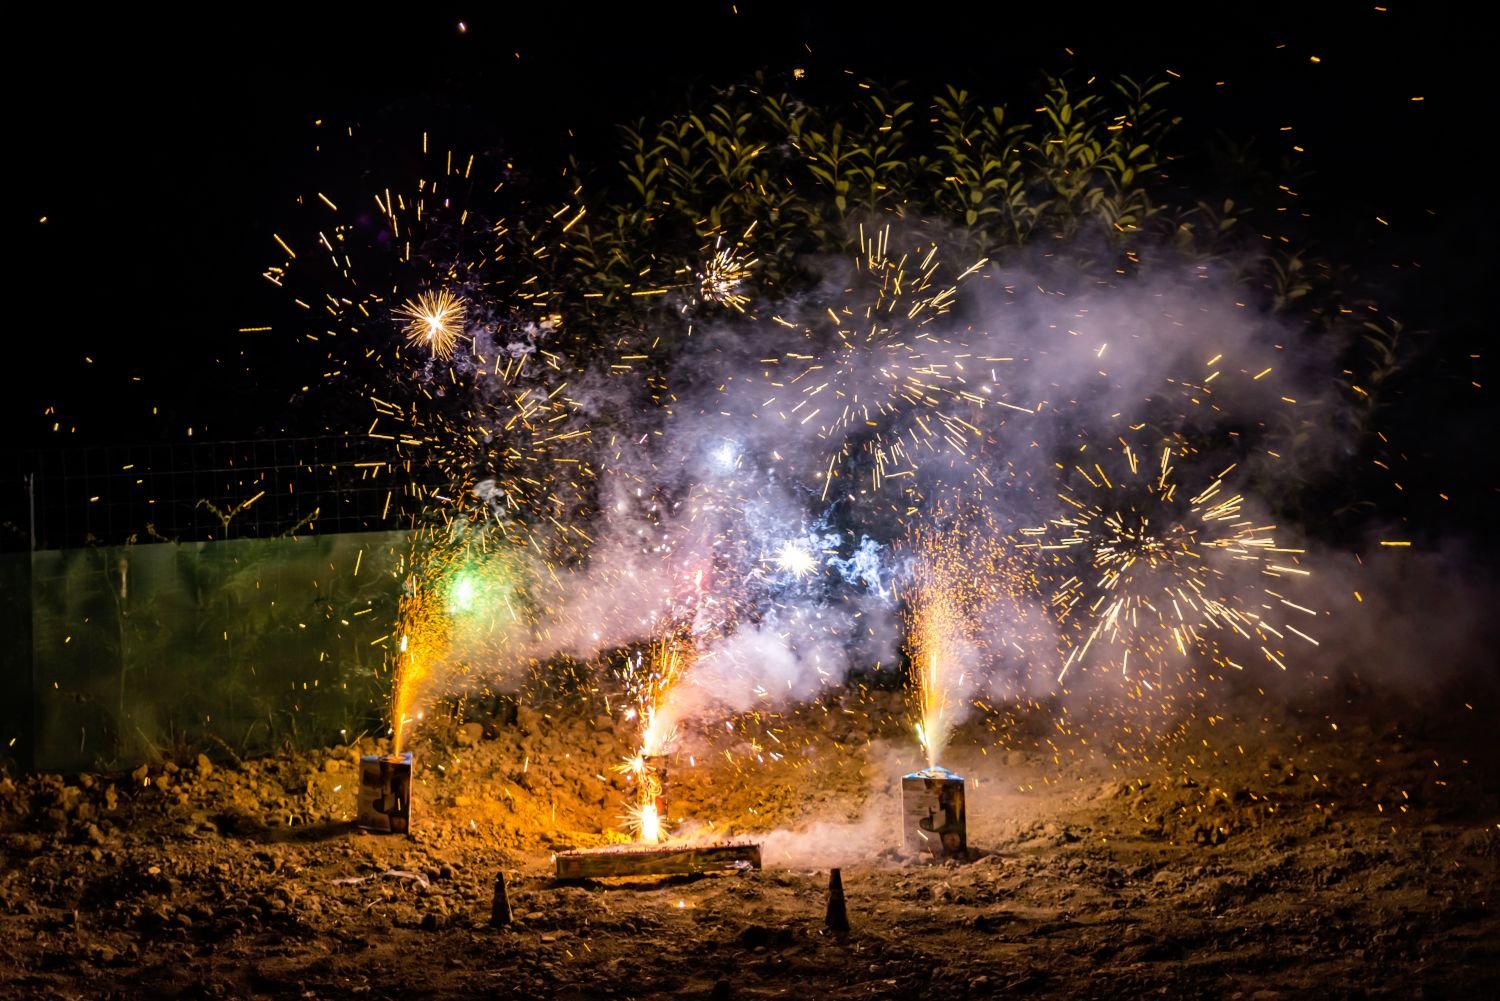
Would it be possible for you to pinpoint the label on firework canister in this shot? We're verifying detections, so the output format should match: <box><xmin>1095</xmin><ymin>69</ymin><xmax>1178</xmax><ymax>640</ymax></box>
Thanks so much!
<box><xmin>357</xmin><ymin>752</ymin><xmax>413</xmax><ymax>833</ymax></box>
<box><xmin>901</xmin><ymin>767</ymin><xmax>966</xmax><ymax>860</ymax></box>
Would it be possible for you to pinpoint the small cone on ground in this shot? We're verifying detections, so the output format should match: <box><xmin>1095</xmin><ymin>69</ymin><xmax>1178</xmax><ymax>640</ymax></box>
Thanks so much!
<box><xmin>825</xmin><ymin>867</ymin><xmax>849</xmax><ymax>933</ymax></box>
<box><xmin>490</xmin><ymin>869</ymin><xmax>513</xmax><ymax>927</ymax></box>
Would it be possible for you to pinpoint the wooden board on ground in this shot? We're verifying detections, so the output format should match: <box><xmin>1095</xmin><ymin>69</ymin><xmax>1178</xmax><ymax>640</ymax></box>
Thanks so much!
<box><xmin>555</xmin><ymin>841</ymin><xmax>762</xmax><ymax>880</ymax></box>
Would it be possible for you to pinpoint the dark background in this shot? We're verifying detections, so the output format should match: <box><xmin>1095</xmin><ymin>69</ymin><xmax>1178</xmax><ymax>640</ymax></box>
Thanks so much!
<box><xmin>7</xmin><ymin>2</ymin><xmax>1493</xmax><ymax>536</ymax></box>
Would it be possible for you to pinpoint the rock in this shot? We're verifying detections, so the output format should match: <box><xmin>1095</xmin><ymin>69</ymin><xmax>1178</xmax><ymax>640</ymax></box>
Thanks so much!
<box><xmin>58</xmin><ymin>786</ymin><xmax>84</xmax><ymax>815</ymax></box>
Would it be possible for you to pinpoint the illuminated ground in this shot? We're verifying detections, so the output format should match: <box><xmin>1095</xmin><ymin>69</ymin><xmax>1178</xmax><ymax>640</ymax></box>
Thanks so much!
<box><xmin>1</xmin><ymin>687</ymin><xmax>1496</xmax><ymax>999</ymax></box>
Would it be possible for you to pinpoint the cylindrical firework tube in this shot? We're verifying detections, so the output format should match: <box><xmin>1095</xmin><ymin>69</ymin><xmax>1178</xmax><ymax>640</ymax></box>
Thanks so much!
<box><xmin>358</xmin><ymin>752</ymin><xmax>414</xmax><ymax>834</ymax></box>
<box><xmin>900</xmin><ymin>766</ymin><xmax>966</xmax><ymax>860</ymax></box>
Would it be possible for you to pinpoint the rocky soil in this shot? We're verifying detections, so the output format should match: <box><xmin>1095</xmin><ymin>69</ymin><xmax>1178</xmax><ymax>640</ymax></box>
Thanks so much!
<box><xmin>1</xmin><ymin>687</ymin><xmax>1496</xmax><ymax>999</ymax></box>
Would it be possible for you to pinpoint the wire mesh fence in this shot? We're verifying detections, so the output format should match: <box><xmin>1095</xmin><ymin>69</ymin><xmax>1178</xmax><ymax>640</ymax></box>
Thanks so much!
<box><xmin>0</xmin><ymin>437</ymin><xmax>415</xmax><ymax>772</ymax></box>
<box><xmin>2</xmin><ymin>435</ymin><xmax>410</xmax><ymax>552</ymax></box>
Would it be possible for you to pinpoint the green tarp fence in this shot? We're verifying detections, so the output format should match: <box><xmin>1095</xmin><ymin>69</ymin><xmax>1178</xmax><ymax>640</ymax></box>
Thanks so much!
<box><xmin>2</xmin><ymin>531</ymin><xmax>408</xmax><ymax>774</ymax></box>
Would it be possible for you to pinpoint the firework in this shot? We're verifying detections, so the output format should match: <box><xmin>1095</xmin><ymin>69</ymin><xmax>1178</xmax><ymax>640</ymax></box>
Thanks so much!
<box><xmin>1031</xmin><ymin>438</ymin><xmax>1320</xmax><ymax>684</ymax></box>
<box><xmin>264</xmin><ymin>134</ymin><xmax>567</xmax><ymax>353</ymax></box>
<box><xmin>901</xmin><ymin>766</ymin><xmax>967</xmax><ymax>860</ymax></box>
<box><xmin>619</xmin><ymin>633</ymin><xmax>694</xmax><ymax>843</ymax></box>
<box><xmin>773</xmin><ymin>539</ymin><xmax>818</xmax><ymax>578</ymax></box>
<box><xmin>391</xmin><ymin>590</ymin><xmax>442</xmax><ymax>758</ymax></box>
<box><xmin>357</xmin><ymin>752</ymin><xmax>414</xmax><ymax>834</ymax></box>
<box><xmin>397</xmin><ymin>289</ymin><xmax>467</xmax><ymax>360</ymax></box>
<box><xmin>899</xmin><ymin>510</ymin><xmax>1013</xmax><ymax>768</ymax></box>
<box><xmin>748</xmin><ymin>225</ymin><xmax>1005</xmax><ymax>503</ymax></box>
<box><xmin>698</xmin><ymin>237</ymin><xmax>757</xmax><ymax>312</ymax></box>
<box><xmin>908</xmin><ymin>586</ymin><xmax>963</xmax><ymax>769</ymax></box>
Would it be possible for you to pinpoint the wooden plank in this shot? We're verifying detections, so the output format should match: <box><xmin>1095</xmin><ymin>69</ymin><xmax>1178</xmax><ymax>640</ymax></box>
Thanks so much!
<box><xmin>555</xmin><ymin>841</ymin><xmax>762</xmax><ymax>880</ymax></box>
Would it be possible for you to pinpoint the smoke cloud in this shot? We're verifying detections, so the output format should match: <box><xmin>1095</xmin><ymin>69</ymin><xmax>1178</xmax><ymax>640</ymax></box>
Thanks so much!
<box><xmin>411</xmin><ymin>228</ymin><xmax>1490</xmax><ymax>766</ymax></box>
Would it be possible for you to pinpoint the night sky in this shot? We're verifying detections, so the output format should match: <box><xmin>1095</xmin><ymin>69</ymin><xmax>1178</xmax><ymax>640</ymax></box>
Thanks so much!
<box><xmin>9</xmin><ymin>2</ymin><xmax>1493</xmax><ymax>535</ymax></box>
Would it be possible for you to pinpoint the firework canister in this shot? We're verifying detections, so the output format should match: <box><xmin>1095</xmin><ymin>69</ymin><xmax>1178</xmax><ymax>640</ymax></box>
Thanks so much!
<box><xmin>901</xmin><ymin>766</ymin><xmax>966</xmax><ymax>860</ymax></box>
<box><xmin>358</xmin><ymin>752</ymin><xmax>413</xmax><ymax>834</ymax></box>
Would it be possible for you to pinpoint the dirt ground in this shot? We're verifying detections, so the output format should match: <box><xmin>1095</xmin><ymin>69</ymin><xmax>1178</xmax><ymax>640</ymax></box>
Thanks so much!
<box><xmin>2</xmin><ymin>683</ymin><xmax>1496</xmax><ymax>1000</ymax></box>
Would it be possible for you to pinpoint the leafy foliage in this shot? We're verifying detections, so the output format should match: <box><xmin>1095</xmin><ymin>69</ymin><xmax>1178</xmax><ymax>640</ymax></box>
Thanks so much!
<box><xmin>556</xmin><ymin>73</ymin><xmax>1199</xmax><ymax>306</ymax></box>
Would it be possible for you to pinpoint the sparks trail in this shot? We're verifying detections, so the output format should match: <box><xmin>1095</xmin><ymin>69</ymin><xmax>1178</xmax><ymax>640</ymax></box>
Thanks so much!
<box><xmin>372</xmin><ymin>344</ymin><xmax>595</xmax><ymax>566</ymax></box>
<box><xmin>264</xmin><ymin>133</ymin><xmax>569</xmax><ymax>365</ymax></box>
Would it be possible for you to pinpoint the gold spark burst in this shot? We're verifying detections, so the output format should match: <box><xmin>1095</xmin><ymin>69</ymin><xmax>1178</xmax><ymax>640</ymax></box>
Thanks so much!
<box><xmin>1031</xmin><ymin>438</ymin><xmax>1319</xmax><ymax>684</ymax></box>
<box><xmin>774</xmin><ymin>540</ymin><xmax>818</xmax><ymax>578</ymax></box>
<box><xmin>397</xmin><ymin>289</ymin><xmax>467</xmax><ymax>359</ymax></box>
<box><xmin>698</xmin><ymin>237</ymin><xmax>757</xmax><ymax>312</ymax></box>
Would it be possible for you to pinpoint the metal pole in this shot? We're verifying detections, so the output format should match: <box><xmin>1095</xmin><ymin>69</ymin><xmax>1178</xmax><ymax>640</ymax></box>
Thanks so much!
<box><xmin>26</xmin><ymin>472</ymin><xmax>35</xmax><ymax>552</ymax></box>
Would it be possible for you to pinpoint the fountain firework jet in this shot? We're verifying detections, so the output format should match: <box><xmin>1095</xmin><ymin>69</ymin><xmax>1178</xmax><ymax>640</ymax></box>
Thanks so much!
<box><xmin>909</xmin><ymin>590</ymin><xmax>963</xmax><ymax>770</ymax></box>
<box><xmin>620</xmin><ymin>633</ymin><xmax>693</xmax><ymax>843</ymax></box>
<box><xmin>391</xmin><ymin>591</ymin><xmax>442</xmax><ymax>758</ymax></box>
<box><xmin>899</xmin><ymin>509</ymin><xmax>1011</xmax><ymax>768</ymax></box>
